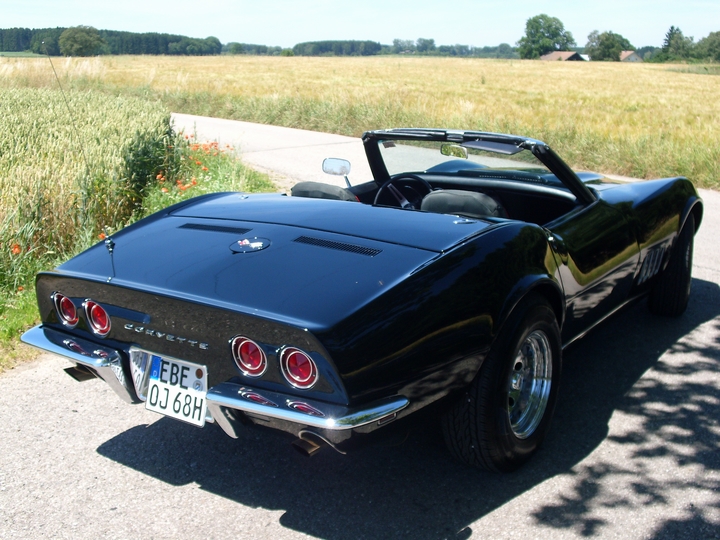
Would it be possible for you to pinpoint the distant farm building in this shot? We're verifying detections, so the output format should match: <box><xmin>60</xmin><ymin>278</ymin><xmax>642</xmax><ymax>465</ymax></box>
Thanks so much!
<box><xmin>620</xmin><ymin>50</ymin><xmax>643</xmax><ymax>62</ymax></box>
<box><xmin>539</xmin><ymin>51</ymin><xmax>586</xmax><ymax>61</ymax></box>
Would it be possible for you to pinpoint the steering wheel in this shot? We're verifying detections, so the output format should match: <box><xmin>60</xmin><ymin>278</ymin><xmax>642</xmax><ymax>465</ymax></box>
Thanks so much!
<box><xmin>373</xmin><ymin>175</ymin><xmax>434</xmax><ymax>209</ymax></box>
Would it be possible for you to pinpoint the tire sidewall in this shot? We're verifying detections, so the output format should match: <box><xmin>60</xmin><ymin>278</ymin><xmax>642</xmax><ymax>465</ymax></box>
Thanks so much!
<box><xmin>648</xmin><ymin>212</ymin><xmax>695</xmax><ymax>316</ymax></box>
<box><xmin>481</xmin><ymin>299</ymin><xmax>562</xmax><ymax>470</ymax></box>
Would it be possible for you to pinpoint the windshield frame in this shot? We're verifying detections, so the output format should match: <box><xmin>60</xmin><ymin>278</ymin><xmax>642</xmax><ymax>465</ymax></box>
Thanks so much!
<box><xmin>376</xmin><ymin>139</ymin><xmax>552</xmax><ymax>180</ymax></box>
<box><xmin>362</xmin><ymin>128</ymin><xmax>597</xmax><ymax>205</ymax></box>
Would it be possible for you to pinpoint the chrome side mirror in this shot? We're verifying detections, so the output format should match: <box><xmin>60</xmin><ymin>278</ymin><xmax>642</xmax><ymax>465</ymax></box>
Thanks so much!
<box><xmin>322</xmin><ymin>158</ymin><xmax>352</xmax><ymax>187</ymax></box>
<box><xmin>322</xmin><ymin>158</ymin><xmax>351</xmax><ymax>176</ymax></box>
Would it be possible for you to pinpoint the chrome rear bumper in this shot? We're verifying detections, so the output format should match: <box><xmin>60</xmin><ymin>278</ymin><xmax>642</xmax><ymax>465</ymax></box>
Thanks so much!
<box><xmin>205</xmin><ymin>382</ymin><xmax>408</xmax><ymax>439</ymax></box>
<box><xmin>21</xmin><ymin>325</ymin><xmax>137</xmax><ymax>403</ymax></box>
<box><xmin>21</xmin><ymin>325</ymin><xmax>409</xmax><ymax>438</ymax></box>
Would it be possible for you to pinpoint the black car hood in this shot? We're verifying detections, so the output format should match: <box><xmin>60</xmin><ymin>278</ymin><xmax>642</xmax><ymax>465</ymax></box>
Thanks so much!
<box><xmin>58</xmin><ymin>193</ymin><xmax>494</xmax><ymax>330</ymax></box>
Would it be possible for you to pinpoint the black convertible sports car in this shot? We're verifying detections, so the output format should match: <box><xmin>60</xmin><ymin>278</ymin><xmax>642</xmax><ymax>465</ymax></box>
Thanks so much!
<box><xmin>22</xmin><ymin>128</ymin><xmax>703</xmax><ymax>471</ymax></box>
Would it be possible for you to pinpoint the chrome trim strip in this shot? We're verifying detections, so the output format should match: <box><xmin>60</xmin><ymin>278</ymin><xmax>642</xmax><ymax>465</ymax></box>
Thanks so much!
<box><xmin>21</xmin><ymin>325</ymin><xmax>136</xmax><ymax>403</ymax></box>
<box><xmin>230</xmin><ymin>336</ymin><xmax>268</xmax><ymax>378</ymax></box>
<box><xmin>562</xmin><ymin>293</ymin><xmax>645</xmax><ymax>350</ymax></box>
<box><xmin>83</xmin><ymin>299</ymin><xmax>111</xmax><ymax>338</ymax></box>
<box><xmin>52</xmin><ymin>292</ymin><xmax>79</xmax><ymax>328</ymax></box>
<box><xmin>279</xmin><ymin>347</ymin><xmax>318</xmax><ymax>389</ymax></box>
<box><xmin>205</xmin><ymin>381</ymin><xmax>409</xmax><ymax>435</ymax></box>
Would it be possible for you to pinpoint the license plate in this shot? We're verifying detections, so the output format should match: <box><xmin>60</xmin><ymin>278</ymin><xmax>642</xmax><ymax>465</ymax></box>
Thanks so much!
<box><xmin>145</xmin><ymin>354</ymin><xmax>208</xmax><ymax>427</ymax></box>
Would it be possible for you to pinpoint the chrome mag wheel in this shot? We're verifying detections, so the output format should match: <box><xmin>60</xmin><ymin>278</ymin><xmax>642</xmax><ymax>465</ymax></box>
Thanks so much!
<box><xmin>506</xmin><ymin>329</ymin><xmax>552</xmax><ymax>439</ymax></box>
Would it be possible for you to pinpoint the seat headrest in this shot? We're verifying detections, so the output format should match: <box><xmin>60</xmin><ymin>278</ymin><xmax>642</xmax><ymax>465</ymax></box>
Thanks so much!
<box><xmin>421</xmin><ymin>189</ymin><xmax>504</xmax><ymax>219</ymax></box>
<box><xmin>290</xmin><ymin>181</ymin><xmax>357</xmax><ymax>202</ymax></box>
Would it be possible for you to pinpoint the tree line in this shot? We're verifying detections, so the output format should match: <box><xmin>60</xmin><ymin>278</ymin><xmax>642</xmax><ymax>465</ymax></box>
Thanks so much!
<box><xmin>0</xmin><ymin>27</ymin><xmax>221</xmax><ymax>56</ymax></box>
<box><xmin>516</xmin><ymin>14</ymin><xmax>720</xmax><ymax>62</ymax></box>
<box><xmin>1</xmin><ymin>23</ymin><xmax>718</xmax><ymax>62</ymax></box>
<box><xmin>0</xmin><ymin>26</ymin><xmax>519</xmax><ymax>58</ymax></box>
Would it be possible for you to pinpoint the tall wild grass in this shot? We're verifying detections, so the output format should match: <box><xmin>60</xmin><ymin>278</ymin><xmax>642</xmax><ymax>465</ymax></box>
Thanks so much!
<box><xmin>0</xmin><ymin>78</ymin><xmax>273</xmax><ymax>365</ymax></box>
<box><xmin>0</xmin><ymin>87</ymin><xmax>172</xmax><ymax>291</ymax></box>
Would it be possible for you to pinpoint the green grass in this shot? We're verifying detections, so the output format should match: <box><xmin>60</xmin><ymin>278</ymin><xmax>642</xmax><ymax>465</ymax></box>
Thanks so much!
<box><xmin>0</xmin><ymin>87</ymin><xmax>174</xmax><ymax>291</ymax></box>
<box><xmin>667</xmin><ymin>65</ymin><xmax>720</xmax><ymax>76</ymax></box>
<box><xmin>139</xmin><ymin>136</ymin><xmax>275</xmax><ymax>217</ymax></box>
<box><xmin>0</xmin><ymin>51</ymin><xmax>43</xmax><ymax>57</ymax></box>
<box><xmin>0</xmin><ymin>290</ymin><xmax>40</xmax><ymax>371</ymax></box>
<box><xmin>0</xmin><ymin>87</ymin><xmax>275</xmax><ymax>371</ymax></box>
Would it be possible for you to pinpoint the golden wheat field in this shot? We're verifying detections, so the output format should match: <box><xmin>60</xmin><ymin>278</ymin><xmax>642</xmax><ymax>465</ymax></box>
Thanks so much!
<box><xmin>4</xmin><ymin>55</ymin><xmax>720</xmax><ymax>180</ymax></box>
<box><xmin>2</xmin><ymin>55</ymin><xmax>719</xmax><ymax>189</ymax></box>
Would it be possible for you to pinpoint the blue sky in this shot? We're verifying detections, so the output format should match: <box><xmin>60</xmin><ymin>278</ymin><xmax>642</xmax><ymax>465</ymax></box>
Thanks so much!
<box><xmin>3</xmin><ymin>0</ymin><xmax>718</xmax><ymax>48</ymax></box>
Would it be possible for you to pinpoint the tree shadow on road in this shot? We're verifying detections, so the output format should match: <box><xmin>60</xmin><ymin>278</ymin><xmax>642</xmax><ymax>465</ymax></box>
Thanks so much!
<box><xmin>97</xmin><ymin>278</ymin><xmax>720</xmax><ymax>539</ymax></box>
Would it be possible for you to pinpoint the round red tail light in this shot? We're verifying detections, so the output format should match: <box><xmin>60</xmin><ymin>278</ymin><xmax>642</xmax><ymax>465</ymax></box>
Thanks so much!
<box><xmin>231</xmin><ymin>336</ymin><xmax>267</xmax><ymax>377</ymax></box>
<box><xmin>84</xmin><ymin>300</ymin><xmax>111</xmax><ymax>337</ymax></box>
<box><xmin>53</xmin><ymin>293</ymin><xmax>78</xmax><ymax>327</ymax></box>
<box><xmin>280</xmin><ymin>348</ymin><xmax>318</xmax><ymax>389</ymax></box>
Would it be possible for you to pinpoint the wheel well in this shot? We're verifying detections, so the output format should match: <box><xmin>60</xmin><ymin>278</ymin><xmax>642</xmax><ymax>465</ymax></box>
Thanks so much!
<box><xmin>690</xmin><ymin>202</ymin><xmax>703</xmax><ymax>234</ymax></box>
<box><xmin>498</xmin><ymin>282</ymin><xmax>564</xmax><ymax>341</ymax></box>
<box><xmin>527</xmin><ymin>283</ymin><xmax>564</xmax><ymax>330</ymax></box>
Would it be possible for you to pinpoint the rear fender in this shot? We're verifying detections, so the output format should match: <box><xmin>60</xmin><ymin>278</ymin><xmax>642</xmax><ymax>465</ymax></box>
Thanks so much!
<box><xmin>682</xmin><ymin>197</ymin><xmax>703</xmax><ymax>235</ymax></box>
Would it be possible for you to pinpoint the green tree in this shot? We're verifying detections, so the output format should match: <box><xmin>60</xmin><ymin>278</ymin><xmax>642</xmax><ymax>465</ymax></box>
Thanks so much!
<box><xmin>226</xmin><ymin>42</ymin><xmax>244</xmax><ymax>54</ymax></box>
<box><xmin>586</xmin><ymin>30</ymin><xmax>633</xmax><ymax>61</ymax></box>
<box><xmin>663</xmin><ymin>26</ymin><xmax>682</xmax><ymax>51</ymax></box>
<box><xmin>30</xmin><ymin>28</ymin><xmax>64</xmax><ymax>55</ymax></box>
<box><xmin>496</xmin><ymin>43</ymin><xmax>515</xmax><ymax>58</ymax></box>
<box><xmin>667</xmin><ymin>30</ymin><xmax>694</xmax><ymax>60</ymax></box>
<box><xmin>516</xmin><ymin>14</ymin><xmax>576</xmax><ymax>59</ymax></box>
<box><xmin>585</xmin><ymin>30</ymin><xmax>600</xmax><ymax>56</ymax></box>
<box><xmin>203</xmin><ymin>36</ymin><xmax>222</xmax><ymax>55</ymax></box>
<box><xmin>416</xmin><ymin>38</ymin><xmax>436</xmax><ymax>53</ymax></box>
<box><xmin>392</xmin><ymin>39</ymin><xmax>415</xmax><ymax>53</ymax></box>
<box><xmin>635</xmin><ymin>45</ymin><xmax>659</xmax><ymax>61</ymax></box>
<box><xmin>648</xmin><ymin>26</ymin><xmax>695</xmax><ymax>62</ymax></box>
<box><xmin>59</xmin><ymin>26</ymin><xmax>105</xmax><ymax>56</ymax></box>
<box><xmin>695</xmin><ymin>31</ymin><xmax>720</xmax><ymax>62</ymax></box>
<box><xmin>0</xmin><ymin>27</ymin><xmax>33</xmax><ymax>52</ymax></box>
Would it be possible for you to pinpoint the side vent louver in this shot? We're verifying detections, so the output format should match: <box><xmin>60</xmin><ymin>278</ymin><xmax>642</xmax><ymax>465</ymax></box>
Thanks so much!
<box><xmin>180</xmin><ymin>223</ymin><xmax>252</xmax><ymax>235</ymax></box>
<box><xmin>638</xmin><ymin>247</ymin><xmax>666</xmax><ymax>284</ymax></box>
<box><xmin>294</xmin><ymin>236</ymin><xmax>382</xmax><ymax>257</ymax></box>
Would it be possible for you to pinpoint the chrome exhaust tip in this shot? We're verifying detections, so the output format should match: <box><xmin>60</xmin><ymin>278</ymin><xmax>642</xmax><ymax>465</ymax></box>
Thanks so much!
<box><xmin>64</xmin><ymin>364</ymin><xmax>97</xmax><ymax>382</ymax></box>
<box><xmin>292</xmin><ymin>436</ymin><xmax>324</xmax><ymax>457</ymax></box>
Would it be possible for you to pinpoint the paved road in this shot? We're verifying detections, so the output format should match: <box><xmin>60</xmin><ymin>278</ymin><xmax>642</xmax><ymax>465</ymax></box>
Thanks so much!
<box><xmin>172</xmin><ymin>113</ymin><xmax>372</xmax><ymax>192</ymax></box>
<box><xmin>1</xmin><ymin>115</ymin><xmax>718</xmax><ymax>539</ymax></box>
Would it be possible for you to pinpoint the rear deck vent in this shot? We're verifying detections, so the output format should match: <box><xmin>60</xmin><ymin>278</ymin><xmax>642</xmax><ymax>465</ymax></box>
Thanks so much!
<box><xmin>294</xmin><ymin>236</ymin><xmax>382</xmax><ymax>257</ymax></box>
<box><xmin>180</xmin><ymin>223</ymin><xmax>251</xmax><ymax>235</ymax></box>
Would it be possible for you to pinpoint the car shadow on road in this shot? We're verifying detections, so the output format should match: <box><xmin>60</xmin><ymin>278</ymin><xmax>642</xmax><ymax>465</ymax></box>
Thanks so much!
<box><xmin>97</xmin><ymin>278</ymin><xmax>720</xmax><ymax>540</ymax></box>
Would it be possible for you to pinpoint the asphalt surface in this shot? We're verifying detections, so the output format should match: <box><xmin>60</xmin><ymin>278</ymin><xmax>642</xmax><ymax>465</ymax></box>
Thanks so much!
<box><xmin>1</xmin><ymin>115</ymin><xmax>718</xmax><ymax>540</ymax></box>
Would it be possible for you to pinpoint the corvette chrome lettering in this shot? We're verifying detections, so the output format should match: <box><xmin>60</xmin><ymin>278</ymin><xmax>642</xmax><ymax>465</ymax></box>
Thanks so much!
<box><xmin>123</xmin><ymin>323</ymin><xmax>209</xmax><ymax>350</ymax></box>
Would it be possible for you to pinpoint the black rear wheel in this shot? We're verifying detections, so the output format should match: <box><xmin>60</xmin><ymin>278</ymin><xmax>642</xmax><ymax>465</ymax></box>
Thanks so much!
<box><xmin>648</xmin><ymin>213</ymin><xmax>695</xmax><ymax>317</ymax></box>
<box><xmin>442</xmin><ymin>294</ymin><xmax>562</xmax><ymax>472</ymax></box>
